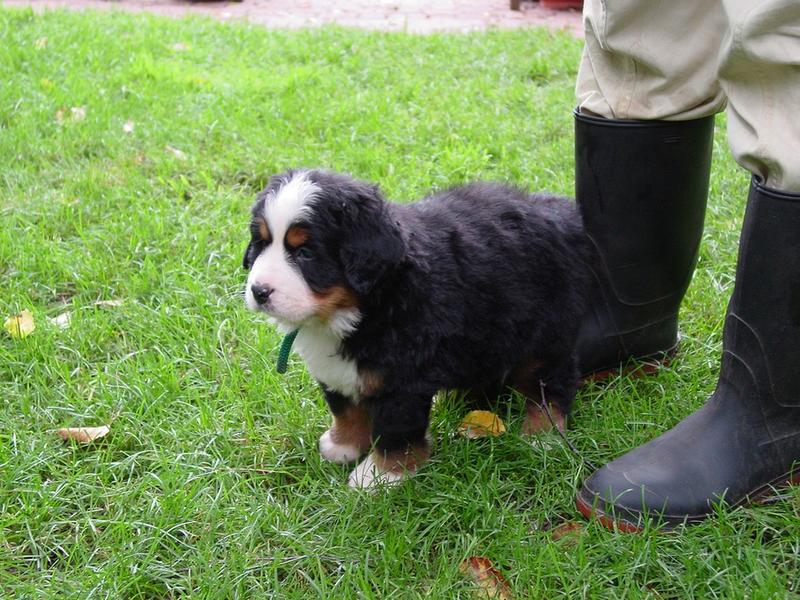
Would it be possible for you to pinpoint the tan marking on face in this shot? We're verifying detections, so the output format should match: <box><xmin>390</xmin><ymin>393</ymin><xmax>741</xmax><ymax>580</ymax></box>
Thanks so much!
<box><xmin>285</xmin><ymin>226</ymin><xmax>309</xmax><ymax>249</ymax></box>
<box><xmin>313</xmin><ymin>285</ymin><xmax>359</xmax><ymax>321</ymax></box>
<box><xmin>255</xmin><ymin>218</ymin><xmax>271</xmax><ymax>243</ymax></box>
<box><xmin>522</xmin><ymin>401</ymin><xmax>566</xmax><ymax>435</ymax></box>
<box><xmin>330</xmin><ymin>405</ymin><xmax>371</xmax><ymax>452</ymax></box>
<box><xmin>358</xmin><ymin>369</ymin><xmax>383</xmax><ymax>397</ymax></box>
<box><xmin>373</xmin><ymin>439</ymin><xmax>431</xmax><ymax>476</ymax></box>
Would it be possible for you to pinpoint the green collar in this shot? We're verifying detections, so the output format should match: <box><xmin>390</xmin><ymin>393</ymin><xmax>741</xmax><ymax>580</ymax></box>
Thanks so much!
<box><xmin>276</xmin><ymin>329</ymin><xmax>300</xmax><ymax>374</ymax></box>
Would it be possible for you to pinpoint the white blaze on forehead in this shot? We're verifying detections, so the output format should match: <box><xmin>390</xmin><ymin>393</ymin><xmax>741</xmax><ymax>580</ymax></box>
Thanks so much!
<box><xmin>263</xmin><ymin>171</ymin><xmax>320</xmax><ymax>238</ymax></box>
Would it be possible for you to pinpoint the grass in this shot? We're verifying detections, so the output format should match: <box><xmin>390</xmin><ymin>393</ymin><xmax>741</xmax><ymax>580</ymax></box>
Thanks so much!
<box><xmin>1</xmin><ymin>6</ymin><xmax>798</xmax><ymax>598</ymax></box>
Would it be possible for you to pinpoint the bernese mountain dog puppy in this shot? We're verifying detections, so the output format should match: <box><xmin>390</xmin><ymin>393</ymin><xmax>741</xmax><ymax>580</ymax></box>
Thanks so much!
<box><xmin>243</xmin><ymin>169</ymin><xmax>589</xmax><ymax>489</ymax></box>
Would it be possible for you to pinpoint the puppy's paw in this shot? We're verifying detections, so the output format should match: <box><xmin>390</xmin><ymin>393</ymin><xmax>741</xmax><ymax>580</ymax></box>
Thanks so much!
<box><xmin>347</xmin><ymin>454</ymin><xmax>406</xmax><ymax>490</ymax></box>
<box><xmin>319</xmin><ymin>429</ymin><xmax>363</xmax><ymax>464</ymax></box>
<box><xmin>319</xmin><ymin>405</ymin><xmax>371</xmax><ymax>464</ymax></box>
<box><xmin>347</xmin><ymin>440</ymin><xmax>431</xmax><ymax>490</ymax></box>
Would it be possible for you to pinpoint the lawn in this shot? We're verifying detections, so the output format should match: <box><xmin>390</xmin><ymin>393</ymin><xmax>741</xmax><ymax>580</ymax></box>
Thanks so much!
<box><xmin>1</xmin><ymin>6</ymin><xmax>798</xmax><ymax>599</ymax></box>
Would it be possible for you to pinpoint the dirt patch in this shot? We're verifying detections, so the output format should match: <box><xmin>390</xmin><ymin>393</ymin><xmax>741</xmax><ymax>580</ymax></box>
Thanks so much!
<box><xmin>3</xmin><ymin>0</ymin><xmax>583</xmax><ymax>36</ymax></box>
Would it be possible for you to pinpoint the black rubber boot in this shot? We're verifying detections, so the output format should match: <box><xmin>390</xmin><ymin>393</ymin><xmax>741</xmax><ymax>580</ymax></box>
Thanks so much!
<box><xmin>575</xmin><ymin>111</ymin><xmax>715</xmax><ymax>378</ymax></box>
<box><xmin>576</xmin><ymin>178</ymin><xmax>800</xmax><ymax>531</ymax></box>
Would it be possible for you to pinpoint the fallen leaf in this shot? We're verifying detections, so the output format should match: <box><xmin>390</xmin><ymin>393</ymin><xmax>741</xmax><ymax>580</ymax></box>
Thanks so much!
<box><xmin>458</xmin><ymin>410</ymin><xmax>506</xmax><ymax>439</ymax></box>
<box><xmin>56</xmin><ymin>425</ymin><xmax>110</xmax><ymax>444</ymax></box>
<box><xmin>34</xmin><ymin>37</ymin><xmax>48</xmax><ymax>49</ymax></box>
<box><xmin>94</xmin><ymin>299</ymin><xmax>124</xmax><ymax>307</ymax></box>
<box><xmin>48</xmin><ymin>312</ymin><xmax>71</xmax><ymax>329</ymax></box>
<box><xmin>165</xmin><ymin>145</ymin><xmax>187</xmax><ymax>161</ymax></box>
<box><xmin>122</xmin><ymin>120</ymin><xmax>135</xmax><ymax>134</ymax></box>
<box><xmin>551</xmin><ymin>521</ymin><xmax>586</xmax><ymax>545</ymax></box>
<box><xmin>55</xmin><ymin>106</ymin><xmax>87</xmax><ymax>124</ymax></box>
<box><xmin>70</xmin><ymin>106</ymin><xmax>87</xmax><ymax>122</ymax></box>
<box><xmin>460</xmin><ymin>556</ymin><xmax>513</xmax><ymax>599</ymax></box>
<box><xmin>4</xmin><ymin>310</ymin><xmax>35</xmax><ymax>338</ymax></box>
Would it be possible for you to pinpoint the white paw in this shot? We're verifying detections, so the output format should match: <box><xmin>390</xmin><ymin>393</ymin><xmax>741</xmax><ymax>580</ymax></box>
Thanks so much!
<box><xmin>347</xmin><ymin>454</ymin><xmax>406</xmax><ymax>490</ymax></box>
<box><xmin>319</xmin><ymin>429</ymin><xmax>362</xmax><ymax>464</ymax></box>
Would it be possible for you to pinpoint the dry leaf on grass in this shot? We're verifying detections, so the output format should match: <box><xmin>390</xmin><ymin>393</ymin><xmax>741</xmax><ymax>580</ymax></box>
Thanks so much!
<box><xmin>34</xmin><ymin>37</ymin><xmax>48</xmax><ymax>49</ymax></box>
<box><xmin>460</xmin><ymin>556</ymin><xmax>513</xmax><ymax>599</ymax></box>
<box><xmin>165</xmin><ymin>145</ymin><xmax>187</xmax><ymax>161</ymax></box>
<box><xmin>70</xmin><ymin>106</ymin><xmax>86</xmax><ymax>122</ymax></box>
<box><xmin>55</xmin><ymin>106</ymin><xmax>87</xmax><ymax>124</ymax></box>
<box><xmin>48</xmin><ymin>312</ymin><xmax>71</xmax><ymax>329</ymax></box>
<box><xmin>550</xmin><ymin>521</ymin><xmax>586</xmax><ymax>545</ymax></box>
<box><xmin>56</xmin><ymin>425</ymin><xmax>110</xmax><ymax>444</ymax></box>
<box><xmin>94</xmin><ymin>299</ymin><xmax>124</xmax><ymax>307</ymax></box>
<box><xmin>4</xmin><ymin>309</ymin><xmax>36</xmax><ymax>338</ymax></box>
<box><xmin>458</xmin><ymin>410</ymin><xmax>506</xmax><ymax>439</ymax></box>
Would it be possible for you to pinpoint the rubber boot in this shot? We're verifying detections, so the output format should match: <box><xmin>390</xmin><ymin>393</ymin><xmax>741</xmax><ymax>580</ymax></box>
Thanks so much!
<box><xmin>576</xmin><ymin>178</ymin><xmax>800</xmax><ymax>531</ymax></box>
<box><xmin>575</xmin><ymin>111</ymin><xmax>715</xmax><ymax>378</ymax></box>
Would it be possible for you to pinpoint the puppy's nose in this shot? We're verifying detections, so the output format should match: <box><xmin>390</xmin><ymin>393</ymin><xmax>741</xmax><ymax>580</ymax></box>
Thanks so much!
<box><xmin>250</xmin><ymin>283</ymin><xmax>274</xmax><ymax>305</ymax></box>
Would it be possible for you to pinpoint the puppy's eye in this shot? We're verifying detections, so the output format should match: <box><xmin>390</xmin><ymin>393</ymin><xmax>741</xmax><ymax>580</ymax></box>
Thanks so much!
<box><xmin>295</xmin><ymin>247</ymin><xmax>313</xmax><ymax>261</ymax></box>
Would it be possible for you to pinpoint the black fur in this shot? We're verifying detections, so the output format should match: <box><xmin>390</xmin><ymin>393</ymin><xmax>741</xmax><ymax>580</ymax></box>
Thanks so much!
<box><xmin>244</xmin><ymin>169</ymin><xmax>590</xmax><ymax>458</ymax></box>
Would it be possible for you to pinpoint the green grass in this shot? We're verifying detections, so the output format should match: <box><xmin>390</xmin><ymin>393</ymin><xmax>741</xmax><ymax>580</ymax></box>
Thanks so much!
<box><xmin>1</xmin><ymin>7</ymin><xmax>798</xmax><ymax>599</ymax></box>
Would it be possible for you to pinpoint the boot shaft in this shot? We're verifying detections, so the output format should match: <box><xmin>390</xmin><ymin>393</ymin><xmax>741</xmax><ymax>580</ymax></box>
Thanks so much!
<box><xmin>724</xmin><ymin>178</ymin><xmax>800</xmax><ymax>410</ymax></box>
<box><xmin>574</xmin><ymin>111</ymin><xmax>715</xmax><ymax>374</ymax></box>
<box><xmin>575</xmin><ymin>111</ymin><xmax>714</xmax><ymax>306</ymax></box>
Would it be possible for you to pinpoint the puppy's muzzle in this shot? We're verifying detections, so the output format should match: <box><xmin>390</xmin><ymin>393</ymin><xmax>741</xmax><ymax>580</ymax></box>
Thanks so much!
<box><xmin>250</xmin><ymin>283</ymin><xmax>274</xmax><ymax>305</ymax></box>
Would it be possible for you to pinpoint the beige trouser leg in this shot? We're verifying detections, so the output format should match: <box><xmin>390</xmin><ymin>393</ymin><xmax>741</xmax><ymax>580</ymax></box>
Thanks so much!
<box><xmin>718</xmin><ymin>1</ymin><xmax>800</xmax><ymax>191</ymax></box>
<box><xmin>577</xmin><ymin>0</ymin><xmax>800</xmax><ymax>191</ymax></box>
<box><xmin>576</xmin><ymin>0</ymin><xmax>727</xmax><ymax>121</ymax></box>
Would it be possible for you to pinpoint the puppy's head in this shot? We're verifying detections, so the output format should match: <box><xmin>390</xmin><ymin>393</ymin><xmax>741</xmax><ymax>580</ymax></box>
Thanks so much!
<box><xmin>242</xmin><ymin>169</ymin><xmax>405</xmax><ymax>333</ymax></box>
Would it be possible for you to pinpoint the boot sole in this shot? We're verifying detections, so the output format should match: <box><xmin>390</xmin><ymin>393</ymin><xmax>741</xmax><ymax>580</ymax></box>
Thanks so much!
<box><xmin>575</xmin><ymin>471</ymin><xmax>800</xmax><ymax>533</ymax></box>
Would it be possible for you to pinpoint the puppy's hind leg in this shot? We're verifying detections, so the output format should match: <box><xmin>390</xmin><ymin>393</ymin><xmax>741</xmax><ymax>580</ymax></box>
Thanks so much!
<box><xmin>319</xmin><ymin>388</ymin><xmax>371</xmax><ymax>464</ymax></box>
<box><xmin>510</xmin><ymin>355</ymin><xmax>578</xmax><ymax>435</ymax></box>
<box><xmin>348</xmin><ymin>391</ymin><xmax>433</xmax><ymax>490</ymax></box>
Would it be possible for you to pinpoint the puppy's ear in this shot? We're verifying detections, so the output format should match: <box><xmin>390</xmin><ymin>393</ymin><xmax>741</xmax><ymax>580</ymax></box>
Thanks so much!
<box><xmin>242</xmin><ymin>241</ymin><xmax>255</xmax><ymax>270</ymax></box>
<box><xmin>338</xmin><ymin>184</ymin><xmax>405</xmax><ymax>295</ymax></box>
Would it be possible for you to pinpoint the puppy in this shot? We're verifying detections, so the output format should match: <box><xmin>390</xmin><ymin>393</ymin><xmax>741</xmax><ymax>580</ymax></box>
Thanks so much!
<box><xmin>243</xmin><ymin>169</ymin><xmax>589</xmax><ymax>489</ymax></box>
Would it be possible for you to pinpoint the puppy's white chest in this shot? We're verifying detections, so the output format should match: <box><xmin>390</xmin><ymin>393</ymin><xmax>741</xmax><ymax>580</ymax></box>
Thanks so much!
<box><xmin>294</xmin><ymin>324</ymin><xmax>360</xmax><ymax>399</ymax></box>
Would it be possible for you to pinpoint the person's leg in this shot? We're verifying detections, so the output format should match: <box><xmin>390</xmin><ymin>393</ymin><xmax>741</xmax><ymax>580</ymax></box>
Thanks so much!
<box><xmin>577</xmin><ymin>0</ymin><xmax>800</xmax><ymax>530</ymax></box>
<box><xmin>720</xmin><ymin>0</ymin><xmax>800</xmax><ymax>192</ymax></box>
<box><xmin>577</xmin><ymin>0</ymin><xmax>726</xmax><ymax>121</ymax></box>
<box><xmin>575</xmin><ymin>0</ymin><xmax>726</xmax><ymax>377</ymax></box>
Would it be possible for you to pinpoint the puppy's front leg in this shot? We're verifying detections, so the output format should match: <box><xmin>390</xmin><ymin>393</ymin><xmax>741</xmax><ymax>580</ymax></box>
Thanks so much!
<box><xmin>348</xmin><ymin>392</ymin><xmax>432</xmax><ymax>490</ymax></box>
<box><xmin>319</xmin><ymin>388</ymin><xmax>371</xmax><ymax>464</ymax></box>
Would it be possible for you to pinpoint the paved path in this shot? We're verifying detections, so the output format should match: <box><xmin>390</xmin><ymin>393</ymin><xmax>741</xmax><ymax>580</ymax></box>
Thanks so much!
<box><xmin>2</xmin><ymin>0</ymin><xmax>583</xmax><ymax>35</ymax></box>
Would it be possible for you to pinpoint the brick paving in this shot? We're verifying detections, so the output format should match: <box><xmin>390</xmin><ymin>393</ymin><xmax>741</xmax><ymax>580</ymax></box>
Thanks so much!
<box><xmin>2</xmin><ymin>0</ymin><xmax>583</xmax><ymax>36</ymax></box>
